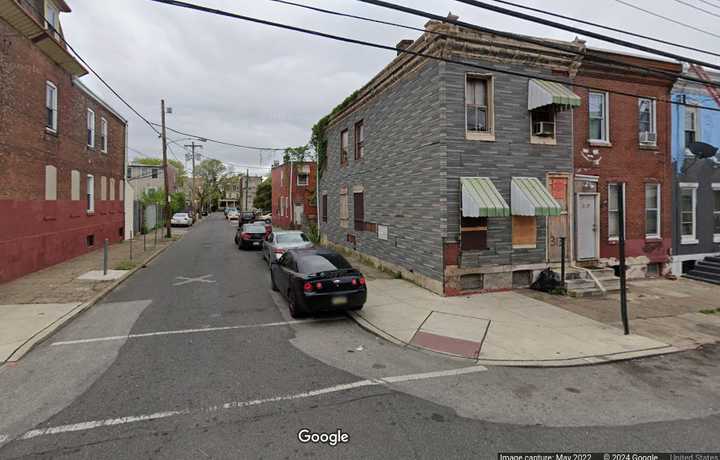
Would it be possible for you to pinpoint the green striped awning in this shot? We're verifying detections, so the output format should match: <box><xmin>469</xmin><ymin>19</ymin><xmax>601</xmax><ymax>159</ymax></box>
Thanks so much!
<box><xmin>511</xmin><ymin>177</ymin><xmax>562</xmax><ymax>216</ymax></box>
<box><xmin>461</xmin><ymin>177</ymin><xmax>510</xmax><ymax>218</ymax></box>
<box><xmin>528</xmin><ymin>79</ymin><xmax>581</xmax><ymax>110</ymax></box>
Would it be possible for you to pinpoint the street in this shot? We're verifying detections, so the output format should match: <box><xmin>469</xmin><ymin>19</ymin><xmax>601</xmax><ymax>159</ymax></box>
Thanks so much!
<box><xmin>1</xmin><ymin>214</ymin><xmax>719</xmax><ymax>459</ymax></box>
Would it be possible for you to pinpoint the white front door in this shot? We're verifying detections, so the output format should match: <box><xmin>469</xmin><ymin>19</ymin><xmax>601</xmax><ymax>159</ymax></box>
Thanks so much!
<box><xmin>293</xmin><ymin>204</ymin><xmax>304</xmax><ymax>225</ymax></box>
<box><xmin>576</xmin><ymin>194</ymin><xmax>598</xmax><ymax>260</ymax></box>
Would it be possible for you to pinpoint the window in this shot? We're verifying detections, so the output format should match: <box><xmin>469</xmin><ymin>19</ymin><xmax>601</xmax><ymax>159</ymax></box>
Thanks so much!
<box><xmin>354</xmin><ymin>121</ymin><xmax>364</xmax><ymax>160</ymax></box>
<box><xmin>644</xmin><ymin>183</ymin><xmax>660</xmax><ymax>238</ymax></box>
<box><xmin>297</xmin><ymin>173</ymin><xmax>309</xmax><ymax>186</ymax></box>
<box><xmin>713</xmin><ymin>184</ymin><xmax>720</xmax><ymax>242</ymax></box>
<box><xmin>461</xmin><ymin>215</ymin><xmax>488</xmax><ymax>251</ymax></box>
<box><xmin>45</xmin><ymin>81</ymin><xmax>58</xmax><ymax>132</ymax></box>
<box><xmin>151</xmin><ymin>168</ymin><xmax>158</xmax><ymax>179</ymax></box>
<box><xmin>44</xmin><ymin>1</ymin><xmax>60</xmax><ymax>36</ymax></box>
<box><xmin>339</xmin><ymin>187</ymin><xmax>348</xmax><ymax>228</ymax></box>
<box><xmin>679</xmin><ymin>183</ymin><xmax>698</xmax><ymax>244</ymax></box>
<box><xmin>589</xmin><ymin>91</ymin><xmax>609</xmax><ymax>142</ymax></box>
<box><xmin>86</xmin><ymin>175</ymin><xmax>95</xmax><ymax>212</ymax></box>
<box><xmin>340</xmin><ymin>129</ymin><xmax>349</xmax><ymax>166</ymax></box>
<box><xmin>638</xmin><ymin>98</ymin><xmax>656</xmax><ymax>145</ymax></box>
<box><xmin>147</xmin><ymin>187</ymin><xmax>157</xmax><ymax>195</ymax></box>
<box><xmin>466</xmin><ymin>75</ymin><xmax>493</xmax><ymax>138</ymax></box>
<box><xmin>512</xmin><ymin>216</ymin><xmax>537</xmax><ymax>248</ymax></box>
<box><xmin>608</xmin><ymin>183</ymin><xmax>625</xmax><ymax>240</ymax></box>
<box><xmin>530</xmin><ymin>105</ymin><xmax>556</xmax><ymax>142</ymax></box>
<box><xmin>685</xmin><ymin>106</ymin><xmax>698</xmax><ymax>147</ymax></box>
<box><xmin>86</xmin><ymin>109</ymin><xmax>95</xmax><ymax>148</ymax></box>
<box><xmin>45</xmin><ymin>165</ymin><xmax>57</xmax><ymax>200</ymax></box>
<box><xmin>86</xmin><ymin>235</ymin><xmax>95</xmax><ymax>247</ymax></box>
<box><xmin>322</xmin><ymin>193</ymin><xmax>328</xmax><ymax>223</ymax></box>
<box><xmin>71</xmin><ymin>170</ymin><xmax>80</xmax><ymax>200</ymax></box>
<box><xmin>100</xmin><ymin>117</ymin><xmax>108</xmax><ymax>153</ymax></box>
<box><xmin>353</xmin><ymin>192</ymin><xmax>365</xmax><ymax>231</ymax></box>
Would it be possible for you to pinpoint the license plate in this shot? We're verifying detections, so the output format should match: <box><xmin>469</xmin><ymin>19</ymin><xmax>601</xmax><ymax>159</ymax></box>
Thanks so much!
<box><xmin>252</xmin><ymin>242</ymin><xmax>260</xmax><ymax>246</ymax></box>
<box><xmin>331</xmin><ymin>296</ymin><xmax>348</xmax><ymax>306</ymax></box>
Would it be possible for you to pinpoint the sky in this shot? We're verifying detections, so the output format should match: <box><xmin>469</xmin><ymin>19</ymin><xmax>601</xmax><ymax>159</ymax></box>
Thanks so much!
<box><xmin>61</xmin><ymin>0</ymin><xmax>720</xmax><ymax>175</ymax></box>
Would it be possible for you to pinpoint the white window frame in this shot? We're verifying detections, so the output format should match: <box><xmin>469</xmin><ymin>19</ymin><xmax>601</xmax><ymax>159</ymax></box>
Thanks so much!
<box><xmin>45</xmin><ymin>81</ymin><xmax>58</xmax><ymax>132</ymax></box>
<box><xmin>588</xmin><ymin>91</ymin><xmax>610</xmax><ymax>144</ymax></box>
<box><xmin>679</xmin><ymin>182</ymin><xmax>698</xmax><ymax>245</ymax></box>
<box><xmin>44</xmin><ymin>0</ymin><xmax>60</xmax><ymax>35</ymax></box>
<box><xmin>684</xmin><ymin>105</ymin><xmax>699</xmax><ymax>150</ymax></box>
<box><xmin>607</xmin><ymin>182</ymin><xmax>626</xmax><ymax>241</ymax></box>
<box><xmin>297</xmin><ymin>173</ymin><xmax>309</xmax><ymax>187</ymax></box>
<box><xmin>713</xmin><ymin>183</ymin><xmax>720</xmax><ymax>243</ymax></box>
<box><xmin>465</xmin><ymin>74</ymin><xmax>495</xmax><ymax>141</ymax></box>
<box><xmin>644</xmin><ymin>183</ymin><xmax>661</xmax><ymax>239</ymax></box>
<box><xmin>100</xmin><ymin>117</ymin><xmax>108</xmax><ymax>153</ymax></box>
<box><xmin>86</xmin><ymin>174</ymin><xmax>95</xmax><ymax>213</ymax></box>
<box><xmin>638</xmin><ymin>98</ymin><xmax>656</xmax><ymax>146</ymax></box>
<box><xmin>86</xmin><ymin>108</ymin><xmax>95</xmax><ymax>148</ymax></box>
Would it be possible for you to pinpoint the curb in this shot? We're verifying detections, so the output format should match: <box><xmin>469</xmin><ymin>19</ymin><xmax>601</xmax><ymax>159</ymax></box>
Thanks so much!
<box><xmin>4</xmin><ymin>235</ymin><xmax>181</xmax><ymax>363</ymax></box>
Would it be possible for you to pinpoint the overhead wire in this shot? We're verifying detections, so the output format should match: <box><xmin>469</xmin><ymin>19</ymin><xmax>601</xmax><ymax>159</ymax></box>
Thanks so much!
<box><xmin>672</xmin><ymin>0</ymin><xmax>720</xmax><ymax>19</ymax></box>
<box><xmin>612</xmin><ymin>0</ymin><xmax>720</xmax><ymax>40</ymax></box>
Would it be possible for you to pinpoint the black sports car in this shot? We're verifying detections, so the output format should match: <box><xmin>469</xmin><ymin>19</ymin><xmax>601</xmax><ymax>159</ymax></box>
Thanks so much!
<box><xmin>270</xmin><ymin>248</ymin><xmax>367</xmax><ymax>318</ymax></box>
<box><xmin>235</xmin><ymin>223</ymin><xmax>267</xmax><ymax>249</ymax></box>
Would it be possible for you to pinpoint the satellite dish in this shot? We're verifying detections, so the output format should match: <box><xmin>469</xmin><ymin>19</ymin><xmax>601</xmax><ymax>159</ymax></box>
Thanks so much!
<box><xmin>686</xmin><ymin>142</ymin><xmax>719</xmax><ymax>159</ymax></box>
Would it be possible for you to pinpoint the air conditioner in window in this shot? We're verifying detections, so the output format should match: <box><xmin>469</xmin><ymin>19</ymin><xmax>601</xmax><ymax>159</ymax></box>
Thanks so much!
<box><xmin>640</xmin><ymin>131</ymin><xmax>657</xmax><ymax>145</ymax></box>
<box><xmin>532</xmin><ymin>122</ymin><xmax>554</xmax><ymax>137</ymax></box>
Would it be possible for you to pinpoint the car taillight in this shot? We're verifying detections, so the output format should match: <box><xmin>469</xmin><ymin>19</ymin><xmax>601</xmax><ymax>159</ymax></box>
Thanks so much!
<box><xmin>241</xmin><ymin>232</ymin><xmax>251</xmax><ymax>240</ymax></box>
<box><xmin>351</xmin><ymin>278</ymin><xmax>358</xmax><ymax>286</ymax></box>
<box><xmin>303</xmin><ymin>282</ymin><xmax>313</xmax><ymax>293</ymax></box>
<box><xmin>315</xmin><ymin>282</ymin><xmax>323</xmax><ymax>290</ymax></box>
<box><xmin>273</xmin><ymin>248</ymin><xmax>286</xmax><ymax>254</ymax></box>
<box><xmin>359</xmin><ymin>277</ymin><xmax>366</xmax><ymax>285</ymax></box>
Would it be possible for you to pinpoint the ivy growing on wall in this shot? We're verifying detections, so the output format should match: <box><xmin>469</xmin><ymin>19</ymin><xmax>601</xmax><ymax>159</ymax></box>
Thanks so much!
<box><xmin>310</xmin><ymin>89</ymin><xmax>360</xmax><ymax>179</ymax></box>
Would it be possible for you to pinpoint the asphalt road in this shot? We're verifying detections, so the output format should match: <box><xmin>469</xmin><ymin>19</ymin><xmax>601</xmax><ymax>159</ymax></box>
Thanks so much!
<box><xmin>1</xmin><ymin>214</ymin><xmax>719</xmax><ymax>459</ymax></box>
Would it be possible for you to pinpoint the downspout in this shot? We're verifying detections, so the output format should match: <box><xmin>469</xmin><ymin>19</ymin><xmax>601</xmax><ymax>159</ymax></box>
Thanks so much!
<box><xmin>288</xmin><ymin>160</ymin><xmax>293</xmax><ymax>227</ymax></box>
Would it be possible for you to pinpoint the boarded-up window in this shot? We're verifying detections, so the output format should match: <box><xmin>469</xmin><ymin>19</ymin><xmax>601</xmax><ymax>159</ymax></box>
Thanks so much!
<box><xmin>45</xmin><ymin>165</ymin><xmax>57</xmax><ymax>200</ymax></box>
<box><xmin>322</xmin><ymin>193</ymin><xmax>328</xmax><ymax>222</ymax></box>
<box><xmin>109</xmin><ymin>178</ymin><xmax>115</xmax><ymax>200</ymax></box>
<box><xmin>71</xmin><ymin>170</ymin><xmax>80</xmax><ymax>201</ymax></box>
<box><xmin>119</xmin><ymin>180</ymin><xmax>124</xmax><ymax>201</ymax></box>
<box><xmin>354</xmin><ymin>192</ymin><xmax>365</xmax><ymax>231</ymax></box>
<box><xmin>354</xmin><ymin>121</ymin><xmax>364</xmax><ymax>160</ymax></box>
<box><xmin>461</xmin><ymin>216</ymin><xmax>488</xmax><ymax>251</ymax></box>
<box><xmin>340</xmin><ymin>130</ymin><xmax>349</xmax><ymax>166</ymax></box>
<box><xmin>340</xmin><ymin>187</ymin><xmax>348</xmax><ymax>228</ymax></box>
<box><xmin>512</xmin><ymin>216</ymin><xmax>537</xmax><ymax>248</ymax></box>
<box><xmin>100</xmin><ymin>176</ymin><xmax>107</xmax><ymax>201</ymax></box>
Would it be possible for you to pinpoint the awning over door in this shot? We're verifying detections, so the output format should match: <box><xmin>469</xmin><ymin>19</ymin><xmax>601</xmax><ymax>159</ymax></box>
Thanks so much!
<box><xmin>528</xmin><ymin>79</ymin><xmax>580</xmax><ymax>111</ymax></box>
<box><xmin>461</xmin><ymin>177</ymin><xmax>509</xmax><ymax>217</ymax></box>
<box><xmin>511</xmin><ymin>177</ymin><xmax>562</xmax><ymax>216</ymax></box>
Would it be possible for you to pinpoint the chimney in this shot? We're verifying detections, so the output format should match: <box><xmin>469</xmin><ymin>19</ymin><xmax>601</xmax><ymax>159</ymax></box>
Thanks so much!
<box><xmin>396</xmin><ymin>39</ymin><xmax>414</xmax><ymax>56</ymax></box>
<box><xmin>447</xmin><ymin>12</ymin><xmax>459</xmax><ymax>22</ymax></box>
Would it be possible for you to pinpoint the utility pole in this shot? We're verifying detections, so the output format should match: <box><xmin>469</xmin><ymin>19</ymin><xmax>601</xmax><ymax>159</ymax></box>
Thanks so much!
<box><xmin>245</xmin><ymin>169</ymin><xmax>249</xmax><ymax>211</ymax></box>
<box><xmin>184</xmin><ymin>141</ymin><xmax>203</xmax><ymax>222</ymax></box>
<box><xmin>618</xmin><ymin>185</ymin><xmax>629</xmax><ymax>335</ymax></box>
<box><xmin>161</xmin><ymin>99</ymin><xmax>171</xmax><ymax>238</ymax></box>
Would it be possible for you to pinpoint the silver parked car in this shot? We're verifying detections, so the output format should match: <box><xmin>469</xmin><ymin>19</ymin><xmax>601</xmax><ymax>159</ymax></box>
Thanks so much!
<box><xmin>262</xmin><ymin>231</ymin><xmax>313</xmax><ymax>263</ymax></box>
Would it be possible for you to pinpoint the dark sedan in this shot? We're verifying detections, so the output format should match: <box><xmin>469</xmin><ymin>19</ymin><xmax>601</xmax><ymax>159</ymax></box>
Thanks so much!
<box><xmin>235</xmin><ymin>223</ymin><xmax>267</xmax><ymax>249</ymax></box>
<box><xmin>270</xmin><ymin>248</ymin><xmax>367</xmax><ymax>318</ymax></box>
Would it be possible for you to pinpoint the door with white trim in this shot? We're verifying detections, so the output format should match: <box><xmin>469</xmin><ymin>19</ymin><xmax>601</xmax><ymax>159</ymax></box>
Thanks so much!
<box><xmin>576</xmin><ymin>193</ymin><xmax>598</xmax><ymax>260</ymax></box>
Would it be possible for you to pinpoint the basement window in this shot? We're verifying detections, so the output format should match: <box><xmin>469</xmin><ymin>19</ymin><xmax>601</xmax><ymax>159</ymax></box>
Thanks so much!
<box><xmin>460</xmin><ymin>215</ymin><xmax>488</xmax><ymax>251</ymax></box>
<box><xmin>86</xmin><ymin>234</ymin><xmax>95</xmax><ymax>247</ymax></box>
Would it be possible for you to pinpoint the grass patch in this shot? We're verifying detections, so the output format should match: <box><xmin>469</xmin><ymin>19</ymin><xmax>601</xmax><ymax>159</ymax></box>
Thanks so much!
<box><xmin>114</xmin><ymin>260</ymin><xmax>137</xmax><ymax>270</ymax></box>
<box><xmin>700</xmin><ymin>308</ymin><xmax>720</xmax><ymax>315</ymax></box>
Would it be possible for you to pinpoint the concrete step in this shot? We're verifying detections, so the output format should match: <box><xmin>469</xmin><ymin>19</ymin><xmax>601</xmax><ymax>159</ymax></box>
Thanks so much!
<box><xmin>684</xmin><ymin>272</ymin><xmax>720</xmax><ymax>285</ymax></box>
<box><xmin>706</xmin><ymin>256</ymin><xmax>720</xmax><ymax>264</ymax></box>
<box><xmin>564</xmin><ymin>271</ymin><xmax>587</xmax><ymax>281</ymax></box>
<box><xmin>695</xmin><ymin>261</ymin><xmax>720</xmax><ymax>275</ymax></box>
<box><xmin>599</xmin><ymin>278</ymin><xmax>621</xmax><ymax>292</ymax></box>
<box><xmin>687</xmin><ymin>269</ymin><xmax>720</xmax><ymax>282</ymax></box>
<box><xmin>565</xmin><ymin>279</ymin><xmax>596</xmax><ymax>290</ymax></box>
<box><xmin>566</xmin><ymin>287</ymin><xmax>605</xmax><ymax>298</ymax></box>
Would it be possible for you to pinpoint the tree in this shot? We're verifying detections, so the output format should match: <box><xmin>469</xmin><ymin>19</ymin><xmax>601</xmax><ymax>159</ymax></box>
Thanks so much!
<box><xmin>134</xmin><ymin>157</ymin><xmax>187</xmax><ymax>188</ymax></box>
<box><xmin>282</xmin><ymin>145</ymin><xmax>312</xmax><ymax>163</ymax></box>
<box><xmin>196</xmin><ymin>158</ymin><xmax>226</xmax><ymax>211</ymax></box>
<box><xmin>253</xmin><ymin>177</ymin><xmax>272</xmax><ymax>211</ymax></box>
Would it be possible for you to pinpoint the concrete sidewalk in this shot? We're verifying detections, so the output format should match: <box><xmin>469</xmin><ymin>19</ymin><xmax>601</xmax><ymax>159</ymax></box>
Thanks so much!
<box><xmin>0</xmin><ymin>227</ymin><xmax>187</xmax><ymax>362</ymax></box>
<box><xmin>351</xmin><ymin>278</ymin><xmax>680</xmax><ymax>366</ymax></box>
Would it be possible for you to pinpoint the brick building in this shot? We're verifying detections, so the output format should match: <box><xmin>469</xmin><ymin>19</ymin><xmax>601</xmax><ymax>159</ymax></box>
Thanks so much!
<box><xmin>126</xmin><ymin>163</ymin><xmax>177</xmax><ymax>197</ymax></box>
<box><xmin>272</xmin><ymin>162</ymin><xmax>317</xmax><ymax>229</ymax></box>
<box><xmin>572</xmin><ymin>49</ymin><xmax>681</xmax><ymax>278</ymax></box>
<box><xmin>0</xmin><ymin>0</ymin><xmax>128</xmax><ymax>283</ymax></box>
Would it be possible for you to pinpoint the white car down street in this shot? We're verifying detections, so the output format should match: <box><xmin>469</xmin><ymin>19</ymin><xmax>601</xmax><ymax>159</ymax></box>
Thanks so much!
<box><xmin>171</xmin><ymin>213</ymin><xmax>192</xmax><ymax>227</ymax></box>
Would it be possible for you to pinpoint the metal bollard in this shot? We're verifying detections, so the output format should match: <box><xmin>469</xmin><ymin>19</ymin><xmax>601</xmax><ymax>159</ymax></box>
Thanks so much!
<box><xmin>143</xmin><ymin>233</ymin><xmax>146</xmax><ymax>252</ymax></box>
<box><xmin>559</xmin><ymin>236</ymin><xmax>566</xmax><ymax>289</ymax></box>
<box><xmin>129</xmin><ymin>235</ymin><xmax>133</xmax><ymax>260</ymax></box>
<box><xmin>103</xmin><ymin>238</ymin><xmax>109</xmax><ymax>275</ymax></box>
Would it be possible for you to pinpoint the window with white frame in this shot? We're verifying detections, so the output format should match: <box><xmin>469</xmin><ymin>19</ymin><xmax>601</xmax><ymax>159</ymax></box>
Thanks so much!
<box><xmin>86</xmin><ymin>175</ymin><xmax>95</xmax><ymax>212</ymax></box>
<box><xmin>713</xmin><ymin>184</ymin><xmax>720</xmax><ymax>242</ymax></box>
<box><xmin>679</xmin><ymin>183</ymin><xmax>698</xmax><ymax>244</ymax></box>
<box><xmin>465</xmin><ymin>75</ymin><xmax>493</xmax><ymax>136</ymax></box>
<box><xmin>86</xmin><ymin>109</ymin><xmax>95</xmax><ymax>148</ymax></box>
<box><xmin>100</xmin><ymin>117</ymin><xmax>108</xmax><ymax>153</ymax></box>
<box><xmin>684</xmin><ymin>106</ymin><xmax>698</xmax><ymax>147</ymax></box>
<box><xmin>608</xmin><ymin>182</ymin><xmax>625</xmax><ymax>240</ymax></box>
<box><xmin>638</xmin><ymin>98</ymin><xmax>656</xmax><ymax>145</ymax></box>
<box><xmin>589</xmin><ymin>91</ymin><xmax>609</xmax><ymax>142</ymax></box>
<box><xmin>46</xmin><ymin>81</ymin><xmax>57</xmax><ymax>132</ymax></box>
<box><xmin>644</xmin><ymin>183</ymin><xmax>660</xmax><ymax>238</ymax></box>
<box><xmin>297</xmin><ymin>173</ymin><xmax>309</xmax><ymax>186</ymax></box>
<box><xmin>44</xmin><ymin>1</ymin><xmax>60</xmax><ymax>36</ymax></box>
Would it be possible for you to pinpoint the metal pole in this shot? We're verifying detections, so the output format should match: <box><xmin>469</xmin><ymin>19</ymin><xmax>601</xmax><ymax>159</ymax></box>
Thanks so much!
<box><xmin>154</xmin><ymin>222</ymin><xmax>157</xmax><ymax>247</ymax></box>
<box><xmin>143</xmin><ymin>232</ymin><xmax>146</xmax><ymax>252</ymax></box>
<box><xmin>618</xmin><ymin>185</ymin><xmax>630</xmax><ymax>335</ymax></box>
<box><xmin>161</xmin><ymin>99</ymin><xmax>172</xmax><ymax>238</ymax></box>
<box><xmin>129</xmin><ymin>234</ymin><xmax>133</xmax><ymax>261</ymax></box>
<box><xmin>103</xmin><ymin>239</ymin><xmax>108</xmax><ymax>275</ymax></box>
<box><xmin>560</xmin><ymin>236</ymin><xmax>566</xmax><ymax>289</ymax></box>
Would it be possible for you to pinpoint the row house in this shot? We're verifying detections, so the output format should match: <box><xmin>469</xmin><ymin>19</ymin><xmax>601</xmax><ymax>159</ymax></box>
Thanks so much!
<box><xmin>669</xmin><ymin>66</ymin><xmax>720</xmax><ymax>281</ymax></box>
<box><xmin>272</xmin><ymin>161</ymin><xmax>317</xmax><ymax>228</ymax></box>
<box><xmin>0</xmin><ymin>0</ymin><xmax>128</xmax><ymax>283</ymax></box>
<box><xmin>319</xmin><ymin>19</ymin><xmax>585</xmax><ymax>295</ymax></box>
<box><xmin>126</xmin><ymin>163</ymin><xmax>177</xmax><ymax>198</ymax></box>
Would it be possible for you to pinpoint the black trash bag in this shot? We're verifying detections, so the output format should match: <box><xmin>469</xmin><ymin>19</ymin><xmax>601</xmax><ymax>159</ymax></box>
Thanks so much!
<box><xmin>530</xmin><ymin>268</ymin><xmax>562</xmax><ymax>293</ymax></box>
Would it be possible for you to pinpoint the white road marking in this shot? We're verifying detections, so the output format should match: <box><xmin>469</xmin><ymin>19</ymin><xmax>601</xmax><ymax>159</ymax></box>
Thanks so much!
<box><xmin>3</xmin><ymin>366</ymin><xmax>487</xmax><ymax>443</ymax></box>
<box><xmin>173</xmin><ymin>274</ymin><xmax>216</xmax><ymax>286</ymax></box>
<box><xmin>51</xmin><ymin>318</ymin><xmax>345</xmax><ymax>346</ymax></box>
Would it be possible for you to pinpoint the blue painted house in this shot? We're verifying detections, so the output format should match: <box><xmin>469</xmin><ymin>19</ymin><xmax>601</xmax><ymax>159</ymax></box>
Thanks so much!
<box><xmin>670</xmin><ymin>66</ymin><xmax>720</xmax><ymax>280</ymax></box>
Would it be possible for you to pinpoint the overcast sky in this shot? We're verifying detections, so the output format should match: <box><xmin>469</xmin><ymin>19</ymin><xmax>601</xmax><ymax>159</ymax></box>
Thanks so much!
<box><xmin>61</xmin><ymin>0</ymin><xmax>720</xmax><ymax>175</ymax></box>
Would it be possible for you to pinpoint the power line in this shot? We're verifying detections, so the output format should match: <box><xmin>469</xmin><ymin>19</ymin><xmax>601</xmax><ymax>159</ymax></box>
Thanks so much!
<box><xmin>272</xmin><ymin>0</ymin><xmax>720</xmax><ymax>90</ymax></box>
<box><xmin>672</xmin><ymin>0</ymin><xmax>720</xmax><ymax>19</ymax></box>
<box><xmin>613</xmin><ymin>0</ymin><xmax>720</xmax><ymax>40</ymax></box>
<box><xmin>697</xmin><ymin>0</ymin><xmax>720</xmax><ymax>10</ymax></box>
<box><xmin>151</xmin><ymin>123</ymin><xmax>287</xmax><ymax>150</ymax></box>
<box><xmin>481</xmin><ymin>0</ymin><xmax>720</xmax><ymax>58</ymax></box>
<box><xmin>148</xmin><ymin>0</ymin><xmax>720</xmax><ymax>113</ymax></box>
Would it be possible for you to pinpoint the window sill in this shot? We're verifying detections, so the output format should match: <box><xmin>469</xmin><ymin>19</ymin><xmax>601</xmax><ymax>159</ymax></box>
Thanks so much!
<box><xmin>45</xmin><ymin>127</ymin><xmax>58</xmax><ymax>136</ymax></box>
<box><xmin>589</xmin><ymin>140</ymin><xmax>612</xmax><ymax>147</ymax></box>
<box><xmin>512</xmin><ymin>244</ymin><xmax>537</xmax><ymax>249</ymax></box>
<box><xmin>639</xmin><ymin>143</ymin><xmax>658</xmax><ymax>150</ymax></box>
<box><xmin>714</xmin><ymin>235</ymin><xmax>720</xmax><ymax>243</ymax></box>
<box><xmin>645</xmin><ymin>236</ymin><xmax>662</xmax><ymax>242</ymax></box>
<box><xmin>466</xmin><ymin>131</ymin><xmax>495</xmax><ymax>142</ymax></box>
<box><xmin>86</xmin><ymin>210</ymin><xmax>95</xmax><ymax>216</ymax></box>
<box><xmin>681</xmin><ymin>238</ymin><xmax>699</xmax><ymax>245</ymax></box>
<box><xmin>530</xmin><ymin>136</ymin><xmax>557</xmax><ymax>145</ymax></box>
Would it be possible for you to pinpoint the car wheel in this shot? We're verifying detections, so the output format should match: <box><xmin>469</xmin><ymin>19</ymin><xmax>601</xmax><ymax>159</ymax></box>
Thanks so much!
<box><xmin>270</xmin><ymin>270</ymin><xmax>279</xmax><ymax>291</ymax></box>
<box><xmin>288</xmin><ymin>290</ymin><xmax>304</xmax><ymax>319</ymax></box>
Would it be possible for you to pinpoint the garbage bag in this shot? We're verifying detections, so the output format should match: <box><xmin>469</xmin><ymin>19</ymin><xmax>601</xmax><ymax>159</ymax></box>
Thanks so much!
<box><xmin>530</xmin><ymin>268</ymin><xmax>562</xmax><ymax>293</ymax></box>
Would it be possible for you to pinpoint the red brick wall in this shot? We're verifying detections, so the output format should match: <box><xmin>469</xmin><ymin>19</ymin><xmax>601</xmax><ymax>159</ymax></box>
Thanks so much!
<box><xmin>271</xmin><ymin>162</ymin><xmax>317</xmax><ymax>229</ymax></box>
<box><xmin>0</xmin><ymin>18</ymin><xmax>126</xmax><ymax>283</ymax></box>
<box><xmin>573</xmin><ymin>71</ymin><xmax>674</xmax><ymax>264</ymax></box>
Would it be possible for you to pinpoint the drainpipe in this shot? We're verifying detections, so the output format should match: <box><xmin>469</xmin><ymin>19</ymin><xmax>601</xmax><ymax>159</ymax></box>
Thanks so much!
<box><xmin>288</xmin><ymin>160</ymin><xmax>293</xmax><ymax>227</ymax></box>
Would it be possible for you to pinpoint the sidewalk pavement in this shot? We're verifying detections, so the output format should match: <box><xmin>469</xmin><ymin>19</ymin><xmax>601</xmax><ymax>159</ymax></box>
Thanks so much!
<box><xmin>0</xmin><ymin>227</ymin><xmax>187</xmax><ymax>363</ymax></box>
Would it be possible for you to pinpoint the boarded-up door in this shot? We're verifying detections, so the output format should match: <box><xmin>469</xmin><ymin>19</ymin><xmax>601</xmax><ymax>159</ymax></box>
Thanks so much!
<box><xmin>547</xmin><ymin>175</ymin><xmax>570</xmax><ymax>262</ymax></box>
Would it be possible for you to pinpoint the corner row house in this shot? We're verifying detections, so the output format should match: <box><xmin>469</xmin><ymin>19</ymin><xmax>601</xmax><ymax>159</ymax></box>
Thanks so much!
<box><xmin>0</xmin><ymin>0</ymin><xmax>128</xmax><ymax>283</ymax></box>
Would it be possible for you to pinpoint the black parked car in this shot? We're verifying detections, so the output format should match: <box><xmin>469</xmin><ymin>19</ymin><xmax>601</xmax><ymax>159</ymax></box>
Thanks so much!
<box><xmin>270</xmin><ymin>248</ymin><xmax>367</xmax><ymax>318</ymax></box>
<box><xmin>235</xmin><ymin>223</ymin><xmax>267</xmax><ymax>249</ymax></box>
<box><xmin>239</xmin><ymin>211</ymin><xmax>256</xmax><ymax>225</ymax></box>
